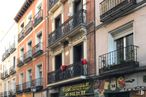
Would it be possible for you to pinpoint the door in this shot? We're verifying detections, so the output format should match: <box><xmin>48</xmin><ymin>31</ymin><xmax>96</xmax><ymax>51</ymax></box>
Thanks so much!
<box><xmin>116</xmin><ymin>37</ymin><xmax>124</xmax><ymax>64</ymax></box>
<box><xmin>107</xmin><ymin>92</ymin><xmax>130</xmax><ymax>97</ymax></box>
<box><xmin>55</xmin><ymin>53</ymin><xmax>62</xmax><ymax>81</ymax></box>
<box><xmin>73</xmin><ymin>43</ymin><xmax>83</xmax><ymax>64</ymax></box>
<box><xmin>74</xmin><ymin>0</ymin><xmax>82</xmax><ymax>25</ymax></box>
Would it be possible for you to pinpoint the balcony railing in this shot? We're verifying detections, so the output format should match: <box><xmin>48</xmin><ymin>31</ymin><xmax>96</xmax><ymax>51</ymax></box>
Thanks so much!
<box><xmin>33</xmin><ymin>42</ymin><xmax>43</xmax><ymax>58</ymax></box>
<box><xmin>32</xmin><ymin>78</ymin><xmax>43</xmax><ymax>92</ymax></box>
<box><xmin>48</xmin><ymin>9</ymin><xmax>86</xmax><ymax>46</ymax></box>
<box><xmin>48</xmin><ymin>0</ymin><xmax>59</xmax><ymax>10</ymax></box>
<box><xmin>17</xmin><ymin>56</ymin><xmax>24</xmax><ymax>67</ymax></box>
<box><xmin>48</xmin><ymin>63</ymin><xmax>87</xmax><ymax>84</ymax></box>
<box><xmin>34</xmin><ymin>10</ymin><xmax>43</xmax><ymax>27</ymax></box>
<box><xmin>25</xmin><ymin>21</ymin><xmax>33</xmax><ymax>36</ymax></box>
<box><xmin>16</xmin><ymin>78</ymin><xmax>43</xmax><ymax>94</ymax></box>
<box><xmin>100</xmin><ymin>0</ymin><xmax>136</xmax><ymax>22</ymax></box>
<box><xmin>23</xmin><ymin>81</ymin><xmax>32</xmax><ymax>92</ymax></box>
<box><xmin>10</xmin><ymin>43</ymin><xmax>16</xmax><ymax>54</ymax></box>
<box><xmin>9</xmin><ymin>66</ymin><xmax>16</xmax><ymax>75</ymax></box>
<box><xmin>5</xmin><ymin>70</ymin><xmax>9</xmax><ymax>78</ymax></box>
<box><xmin>16</xmin><ymin>84</ymin><xmax>23</xmax><ymax>94</ymax></box>
<box><xmin>1</xmin><ymin>73</ymin><xmax>5</xmax><ymax>80</ymax></box>
<box><xmin>24</xmin><ymin>50</ymin><xmax>33</xmax><ymax>63</ymax></box>
<box><xmin>18</xmin><ymin>29</ymin><xmax>25</xmax><ymax>42</ymax></box>
<box><xmin>99</xmin><ymin>45</ymin><xmax>139</xmax><ymax>74</ymax></box>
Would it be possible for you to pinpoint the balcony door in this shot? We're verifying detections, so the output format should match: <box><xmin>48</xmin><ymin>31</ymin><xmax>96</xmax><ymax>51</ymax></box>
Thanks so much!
<box><xmin>74</xmin><ymin>0</ymin><xmax>82</xmax><ymax>14</ymax></box>
<box><xmin>73</xmin><ymin>43</ymin><xmax>83</xmax><ymax>64</ymax></box>
<box><xmin>55</xmin><ymin>15</ymin><xmax>61</xmax><ymax>37</ymax></box>
<box><xmin>74</xmin><ymin>0</ymin><xmax>82</xmax><ymax>25</ymax></box>
<box><xmin>115</xmin><ymin>34</ymin><xmax>133</xmax><ymax>64</ymax></box>
<box><xmin>55</xmin><ymin>53</ymin><xmax>62</xmax><ymax>70</ymax></box>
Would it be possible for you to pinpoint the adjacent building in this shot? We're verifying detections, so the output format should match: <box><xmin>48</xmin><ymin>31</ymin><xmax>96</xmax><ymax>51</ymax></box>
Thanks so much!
<box><xmin>14</xmin><ymin>0</ymin><xmax>48</xmax><ymax>97</ymax></box>
<box><xmin>95</xmin><ymin>0</ymin><xmax>146</xmax><ymax>97</ymax></box>
<box><xmin>0</xmin><ymin>43</ymin><xmax>17</xmax><ymax>97</ymax></box>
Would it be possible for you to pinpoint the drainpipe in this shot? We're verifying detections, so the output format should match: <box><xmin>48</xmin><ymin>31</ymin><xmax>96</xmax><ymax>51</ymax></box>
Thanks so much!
<box><xmin>94</xmin><ymin>0</ymin><xmax>96</xmax><ymax>76</ymax></box>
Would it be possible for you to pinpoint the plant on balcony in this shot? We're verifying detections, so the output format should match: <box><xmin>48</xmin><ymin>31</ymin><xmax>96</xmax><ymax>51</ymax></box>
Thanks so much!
<box><xmin>60</xmin><ymin>65</ymin><xmax>68</xmax><ymax>72</ymax></box>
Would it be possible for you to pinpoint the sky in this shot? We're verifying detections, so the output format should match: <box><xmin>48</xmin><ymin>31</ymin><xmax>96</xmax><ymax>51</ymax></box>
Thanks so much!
<box><xmin>0</xmin><ymin>0</ymin><xmax>25</xmax><ymax>61</ymax></box>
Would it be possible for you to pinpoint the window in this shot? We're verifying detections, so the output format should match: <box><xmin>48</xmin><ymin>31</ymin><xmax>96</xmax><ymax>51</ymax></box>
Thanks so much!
<box><xmin>20</xmin><ymin>73</ymin><xmax>24</xmax><ymax>84</ymax></box>
<box><xmin>36</xmin><ymin>2</ymin><xmax>42</xmax><ymax>14</ymax></box>
<box><xmin>27</xmin><ymin>41</ymin><xmax>32</xmax><ymax>51</ymax></box>
<box><xmin>13</xmin><ymin>56</ymin><xmax>15</xmax><ymax>68</ymax></box>
<box><xmin>20</xmin><ymin>48</ymin><xmax>24</xmax><ymax>61</ymax></box>
<box><xmin>109</xmin><ymin>22</ymin><xmax>133</xmax><ymax>64</ymax></box>
<box><xmin>27</xmin><ymin>69</ymin><xmax>32</xmax><ymax>81</ymax></box>
<box><xmin>37</xmin><ymin>32</ymin><xmax>42</xmax><ymax>44</ymax></box>
<box><xmin>36</xmin><ymin>65</ymin><xmax>42</xmax><ymax>78</ymax></box>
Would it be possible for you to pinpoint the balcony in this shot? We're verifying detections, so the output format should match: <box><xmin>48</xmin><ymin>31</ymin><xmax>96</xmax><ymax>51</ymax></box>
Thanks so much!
<box><xmin>32</xmin><ymin>78</ymin><xmax>43</xmax><ymax>92</ymax></box>
<box><xmin>16</xmin><ymin>84</ymin><xmax>23</xmax><ymax>94</ymax></box>
<box><xmin>1</xmin><ymin>73</ymin><xmax>5</xmax><ymax>80</ymax></box>
<box><xmin>17</xmin><ymin>56</ymin><xmax>24</xmax><ymax>67</ymax></box>
<box><xmin>100</xmin><ymin>0</ymin><xmax>136</xmax><ymax>22</ymax></box>
<box><xmin>99</xmin><ymin>45</ymin><xmax>139</xmax><ymax>75</ymax></box>
<box><xmin>24</xmin><ymin>50</ymin><xmax>33</xmax><ymax>63</ymax></box>
<box><xmin>48</xmin><ymin>63</ymin><xmax>87</xmax><ymax>87</ymax></box>
<box><xmin>48</xmin><ymin>0</ymin><xmax>63</xmax><ymax>12</ymax></box>
<box><xmin>5</xmin><ymin>70</ymin><xmax>9</xmax><ymax>78</ymax></box>
<box><xmin>23</xmin><ymin>81</ymin><xmax>32</xmax><ymax>93</ymax></box>
<box><xmin>32</xmin><ymin>42</ymin><xmax>43</xmax><ymax>58</ymax></box>
<box><xmin>9</xmin><ymin>66</ymin><xmax>16</xmax><ymax>75</ymax></box>
<box><xmin>2</xmin><ymin>53</ymin><xmax>6</xmax><ymax>61</ymax></box>
<box><xmin>9</xmin><ymin>89</ymin><xmax>16</xmax><ymax>97</ymax></box>
<box><xmin>10</xmin><ymin>43</ymin><xmax>16</xmax><ymax>54</ymax></box>
<box><xmin>18</xmin><ymin>29</ymin><xmax>25</xmax><ymax>42</ymax></box>
<box><xmin>33</xmin><ymin>10</ymin><xmax>43</xmax><ymax>27</ymax></box>
<box><xmin>5</xmin><ymin>49</ymin><xmax>10</xmax><ymax>59</ymax></box>
<box><xmin>25</xmin><ymin>21</ymin><xmax>33</xmax><ymax>36</ymax></box>
<box><xmin>48</xmin><ymin>9</ymin><xmax>86</xmax><ymax>47</ymax></box>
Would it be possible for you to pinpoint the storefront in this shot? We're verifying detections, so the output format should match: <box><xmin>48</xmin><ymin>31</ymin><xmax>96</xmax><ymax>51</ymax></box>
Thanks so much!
<box><xmin>94</xmin><ymin>72</ymin><xmax>146</xmax><ymax>97</ymax></box>
<box><xmin>48</xmin><ymin>81</ymin><xmax>94</xmax><ymax>97</ymax></box>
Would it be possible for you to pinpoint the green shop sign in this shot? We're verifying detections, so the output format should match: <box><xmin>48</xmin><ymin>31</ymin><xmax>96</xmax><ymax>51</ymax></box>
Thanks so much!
<box><xmin>60</xmin><ymin>82</ymin><xmax>94</xmax><ymax>96</ymax></box>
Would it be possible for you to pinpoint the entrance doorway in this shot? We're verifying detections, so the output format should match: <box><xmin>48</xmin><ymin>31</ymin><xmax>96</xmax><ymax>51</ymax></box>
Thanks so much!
<box><xmin>107</xmin><ymin>92</ymin><xmax>130</xmax><ymax>97</ymax></box>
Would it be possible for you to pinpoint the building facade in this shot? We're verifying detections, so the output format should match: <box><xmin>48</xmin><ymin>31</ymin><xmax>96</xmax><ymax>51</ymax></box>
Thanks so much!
<box><xmin>47</xmin><ymin>0</ymin><xmax>96</xmax><ymax>97</ymax></box>
<box><xmin>95</xmin><ymin>0</ymin><xmax>146</xmax><ymax>97</ymax></box>
<box><xmin>14</xmin><ymin>0</ymin><xmax>48</xmax><ymax>97</ymax></box>
<box><xmin>0</xmin><ymin>43</ymin><xmax>17</xmax><ymax>97</ymax></box>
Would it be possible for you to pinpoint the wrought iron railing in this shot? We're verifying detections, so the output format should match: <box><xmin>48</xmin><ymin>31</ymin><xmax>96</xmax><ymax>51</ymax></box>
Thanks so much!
<box><xmin>100</xmin><ymin>0</ymin><xmax>136</xmax><ymax>22</ymax></box>
<box><xmin>18</xmin><ymin>29</ymin><xmax>25</xmax><ymax>42</ymax></box>
<box><xmin>9</xmin><ymin>66</ymin><xmax>16</xmax><ymax>75</ymax></box>
<box><xmin>16</xmin><ymin>84</ymin><xmax>23</xmax><ymax>93</ymax></box>
<box><xmin>17</xmin><ymin>55</ymin><xmax>24</xmax><ymax>67</ymax></box>
<box><xmin>48</xmin><ymin>0</ymin><xmax>59</xmax><ymax>10</ymax></box>
<box><xmin>34</xmin><ymin>10</ymin><xmax>43</xmax><ymax>27</ymax></box>
<box><xmin>24</xmin><ymin>50</ymin><xmax>33</xmax><ymax>62</ymax></box>
<box><xmin>48</xmin><ymin>63</ymin><xmax>87</xmax><ymax>84</ymax></box>
<box><xmin>25</xmin><ymin>21</ymin><xmax>33</xmax><ymax>35</ymax></box>
<box><xmin>48</xmin><ymin>9</ymin><xmax>86</xmax><ymax>46</ymax></box>
<box><xmin>32</xmin><ymin>78</ymin><xmax>43</xmax><ymax>87</ymax></box>
<box><xmin>33</xmin><ymin>42</ymin><xmax>43</xmax><ymax>56</ymax></box>
<box><xmin>99</xmin><ymin>45</ymin><xmax>139</xmax><ymax>73</ymax></box>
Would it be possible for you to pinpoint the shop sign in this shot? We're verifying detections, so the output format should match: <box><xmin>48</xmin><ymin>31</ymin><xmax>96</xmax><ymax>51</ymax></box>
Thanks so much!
<box><xmin>60</xmin><ymin>82</ymin><xmax>93</xmax><ymax>96</ymax></box>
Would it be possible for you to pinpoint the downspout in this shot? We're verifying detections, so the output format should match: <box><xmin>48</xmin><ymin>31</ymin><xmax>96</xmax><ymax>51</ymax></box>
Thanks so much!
<box><xmin>94</xmin><ymin>0</ymin><xmax>97</xmax><ymax>76</ymax></box>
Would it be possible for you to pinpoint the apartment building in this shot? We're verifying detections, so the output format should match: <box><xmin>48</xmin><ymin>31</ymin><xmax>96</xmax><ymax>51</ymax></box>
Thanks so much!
<box><xmin>14</xmin><ymin>0</ymin><xmax>48</xmax><ymax>97</ymax></box>
<box><xmin>47</xmin><ymin>0</ymin><xmax>96</xmax><ymax>97</ymax></box>
<box><xmin>95</xmin><ymin>0</ymin><xmax>146</xmax><ymax>97</ymax></box>
<box><xmin>0</xmin><ymin>43</ymin><xmax>17</xmax><ymax>97</ymax></box>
